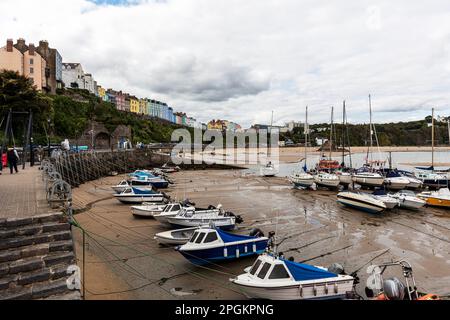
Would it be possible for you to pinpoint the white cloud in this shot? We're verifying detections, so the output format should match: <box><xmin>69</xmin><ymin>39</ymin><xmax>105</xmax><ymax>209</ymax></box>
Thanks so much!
<box><xmin>1</xmin><ymin>0</ymin><xmax>450</xmax><ymax>127</ymax></box>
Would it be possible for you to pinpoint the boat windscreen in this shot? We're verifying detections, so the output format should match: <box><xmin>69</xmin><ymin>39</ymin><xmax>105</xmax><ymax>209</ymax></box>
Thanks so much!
<box><xmin>250</xmin><ymin>259</ymin><xmax>262</xmax><ymax>275</ymax></box>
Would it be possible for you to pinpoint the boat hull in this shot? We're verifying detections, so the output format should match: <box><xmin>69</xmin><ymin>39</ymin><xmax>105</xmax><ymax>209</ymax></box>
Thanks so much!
<box><xmin>338</xmin><ymin>174</ymin><xmax>352</xmax><ymax>186</ymax></box>
<box><xmin>114</xmin><ymin>195</ymin><xmax>165</xmax><ymax>204</ymax></box>
<box><xmin>396</xmin><ymin>198</ymin><xmax>426</xmax><ymax>210</ymax></box>
<box><xmin>154</xmin><ymin>227</ymin><xmax>198</xmax><ymax>246</ymax></box>
<box><xmin>167</xmin><ymin>217</ymin><xmax>236</xmax><ymax>230</ymax></box>
<box><xmin>352</xmin><ymin>176</ymin><xmax>384</xmax><ymax>188</ymax></box>
<box><xmin>232</xmin><ymin>278</ymin><xmax>354</xmax><ymax>300</ymax></box>
<box><xmin>423</xmin><ymin>197</ymin><xmax>450</xmax><ymax>208</ymax></box>
<box><xmin>178</xmin><ymin>240</ymin><xmax>268</xmax><ymax>265</ymax></box>
<box><xmin>337</xmin><ymin>195</ymin><xmax>385</xmax><ymax>213</ymax></box>
<box><xmin>131</xmin><ymin>206</ymin><xmax>165</xmax><ymax>217</ymax></box>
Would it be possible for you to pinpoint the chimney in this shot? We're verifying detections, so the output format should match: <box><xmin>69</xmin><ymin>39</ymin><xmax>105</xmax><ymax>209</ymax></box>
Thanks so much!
<box><xmin>6</xmin><ymin>39</ymin><xmax>13</xmax><ymax>52</ymax></box>
<box><xmin>39</xmin><ymin>40</ymin><xmax>49</xmax><ymax>50</ymax></box>
<box><xmin>29</xmin><ymin>43</ymin><xmax>35</xmax><ymax>55</ymax></box>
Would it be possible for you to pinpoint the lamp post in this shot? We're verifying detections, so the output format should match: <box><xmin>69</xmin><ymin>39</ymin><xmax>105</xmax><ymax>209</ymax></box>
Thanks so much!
<box><xmin>47</xmin><ymin>118</ymin><xmax>51</xmax><ymax>157</ymax></box>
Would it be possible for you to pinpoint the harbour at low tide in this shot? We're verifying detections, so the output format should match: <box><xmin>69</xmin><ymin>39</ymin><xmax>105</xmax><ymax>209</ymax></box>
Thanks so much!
<box><xmin>70</xmin><ymin>152</ymin><xmax>450</xmax><ymax>300</ymax></box>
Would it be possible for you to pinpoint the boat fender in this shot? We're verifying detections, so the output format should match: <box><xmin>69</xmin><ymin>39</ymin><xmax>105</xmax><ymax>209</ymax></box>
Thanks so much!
<box><xmin>313</xmin><ymin>284</ymin><xmax>317</xmax><ymax>296</ymax></box>
<box><xmin>324</xmin><ymin>283</ymin><xmax>329</xmax><ymax>295</ymax></box>
<box><xmin>249</xmin><ymin>228</ymin><xmax>264</xmax><ymax>237</ymax></box>
<box><xmin>334</xmin><ymin>283</ymin><xmax>339</xmax><ymax>294</ymax></box>
<box><xmin>298</xmin><ymin>285</ymin><xmax>303</xmax><ymax>298</ymax></box>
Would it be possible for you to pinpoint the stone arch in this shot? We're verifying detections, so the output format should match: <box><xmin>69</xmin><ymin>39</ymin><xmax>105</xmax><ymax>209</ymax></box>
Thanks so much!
<box><xmin>94</xmin><ymin>132</ymin><xmax>111</xmax><ymax>150</ymax></box>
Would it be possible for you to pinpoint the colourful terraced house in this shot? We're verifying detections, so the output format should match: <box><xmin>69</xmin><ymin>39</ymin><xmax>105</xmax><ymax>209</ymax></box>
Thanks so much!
<box><xmin>130</xmin><ymin>96</ymin><xmax>140</xmax><ymax>113</ymax></box>
<box><xmin>139</xmin><ymin>98</ymin><xmax>148</xmax><ymax>115</ymax></box>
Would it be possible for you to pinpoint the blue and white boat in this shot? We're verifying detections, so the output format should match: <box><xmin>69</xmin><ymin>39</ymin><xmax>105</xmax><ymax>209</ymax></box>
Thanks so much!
<box><xmin>114</xmin><ymin>187</ymin><xmax>167</xmax><ymax>204</ymax></box>
<box><xmin>230</xmin><ymin>253</ymin><xmax>355</xmax><ymax>300</ymax></box>
<box><xmin>176</xmin><ymin>227</ymin><xmax>269</xmax><ymax>265</ymax></box>
<box><xmin>128</xmin><ymin>170</ymin><xmax>170</xmax><ymax>189</ymax></box>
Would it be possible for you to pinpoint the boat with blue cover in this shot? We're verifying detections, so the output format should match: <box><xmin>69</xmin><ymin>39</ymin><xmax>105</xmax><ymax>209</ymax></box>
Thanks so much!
<box><xmin>231</xmin><ymin>253</ymin><xmax>355</xmax><ymax>300</ymax></box>
<box><xmin>113</xmin><ymin>187</ymin><xmax>167</xmax><ymax>204</ymax></box>
<box><xmin>176</xmin><ymin>227</ymin><xmax>270</xmax><ymax>265</ymax></box>
<box><xmin>128</xmin><ymin>170</ymin><xmax>170</xmax><ymax>189</ymax></box>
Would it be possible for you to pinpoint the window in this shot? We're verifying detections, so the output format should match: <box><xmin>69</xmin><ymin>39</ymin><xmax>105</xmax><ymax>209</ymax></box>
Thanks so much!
<box><xmin>30</xmin><ymin>58</ymin><xmax>34</xmax><ymax>65</ymax></box>
<box><xmin>268</xmin><ymin>264</ymin><xmax>290</xmax><ymax>279</ymax></box>
<box><xmin>190</xmin><ymin>232</ymin><xmax>199</xmax><ymax>243</ymax></box>
<box><xmin>195</xmin><ymin>233</ymin><xmax>206</xmax><ymax>244</ymax></box>
<box><xmin>172</xmin><ymin>204</ymin><xmax>181</xmax><ymax>211</ymax></box>
<box><xmin>257</xmin><ymin>263</ymin><xmax>271</xmax><ymax>279</ymax></box>
<box><xmin>30</xmin><ymin>67</ymin><xmax>34</xmax><ymax>74</ymax></box>
<box><xmin>250</xmin><ymin>260</ymin><xmax>262</xmax><ymax>275</ymax></box>
<box><xmin>203</xmin><ymin>232</ymin><xmax>218</xmax><ymax>243</ymax></box>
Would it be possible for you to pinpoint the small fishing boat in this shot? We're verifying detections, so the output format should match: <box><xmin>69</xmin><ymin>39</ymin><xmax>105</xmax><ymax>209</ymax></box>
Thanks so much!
<box><xmin>371</xmin><ymin>190</ymin><xmax>398</xmax><ymax>209</ymax></box>
<box><xmin>230</xmin><ymin>253</ymin><xmax>355</xmax><ymax>300</ymax></box>
<box><xmin>337</xmin><ymin>191</ymin><xmax>386</xmax><ymax>213</ymax></box>
<box><xmin>131</xmin><ymin>203</ymin><xmax>169</xmax><ymax>218</ymax></box>
<box><xmin>176</xmin><ymin>227</ymin><xmax>270</xmax><ymax>265</ymax></box>
<box><xmin>133</xmin><ymin>199</ymin><xmax>195</xmax><ymax>218</ymax></box>
<box><xmin>260</xmin><ymin>162</ymin><xmax>277</xmax><ymax>177</ymax></box>
<box><xmin>154</xmin><ymin>226</ymin><xmax>199</xmax><ymax>246</ymax></box>
<box><xmin>415</xmin><ymin>171</ymin><xmax>448</xmax><ymax>190</ymax></box>
<box><xmin>314</xmin><ymin>172</ymin><xmax>340</xmax><ymax>189</ymax></box>
<box><xmin>390</xmin><ymin>190</ymin><xmax>426</xmax><ymax>210</ymax></box>
<box><xmin>159</xmin><ymin>163</ymin><xmax>180</xmax><ymax>173</ymax></box>
<box><xmin>289</xmin><ymin>171</ymin><xmax>315</xmax><ymax>189</ymax></box>
<box><xmin>417</xmin><ymin>187</ymin><xmax>450</xmax><ymax>208</ymax></box>
<box><xmin>129</xmin><ymin>175</ymin><xmax>170</xmax><ymax>189</ymax></box>
<box><xmin>167</xmin><ymin>207</ymin><xmax>243</xmax><ymax>230</ymax></box>
<box><xmin>113</xmin><ymin>187</ymin><xmax>166</xmax><ymax>204</ymax></box>
<box><xmin>153</xmin><ymin>202</ymin><xmax>193</xmax><ymax>224</ymax></box>
<box><xmin>352</xmin><ymin>171</ymin><xmax>385</xmax><ymax>188</ymax></box>
<box><xmin>112</xmin><ymin>180</ymin><xmax>154</xmax><ymax>194</ymax></box>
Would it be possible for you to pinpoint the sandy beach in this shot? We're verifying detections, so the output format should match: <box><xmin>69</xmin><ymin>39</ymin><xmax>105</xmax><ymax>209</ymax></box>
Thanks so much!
<box><xmin>71</xmin><ymin>169</ymin><xmax>450</xmax><ymax>300</ymax></box>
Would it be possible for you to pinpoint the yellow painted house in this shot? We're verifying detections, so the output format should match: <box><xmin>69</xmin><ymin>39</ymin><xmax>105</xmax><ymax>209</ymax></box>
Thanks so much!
<box><xmin>97</xmin><ymin>86</ymin><xmax>106</xmax><ymax>100</ymax></box>
<box><xmin>130</xmin><ymin>96</ymin><xmax>140</xmax><ymax>113</ymax></box>
<box><xmin>139</xmin><ymin>98</ymin><xmax>148</xmax><ymax>115</ymax></box>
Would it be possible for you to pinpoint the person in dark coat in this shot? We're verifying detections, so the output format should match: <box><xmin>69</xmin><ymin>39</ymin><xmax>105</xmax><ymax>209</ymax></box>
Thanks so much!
<box><xmin>7</xmin><ymin>147</ymin><xmax>19</xmax><ymax>174</ymax></box>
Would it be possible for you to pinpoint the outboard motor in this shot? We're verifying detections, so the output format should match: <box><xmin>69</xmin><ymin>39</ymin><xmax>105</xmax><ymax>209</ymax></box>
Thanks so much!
<box><xmin>207</xmin><ymin>205</ymin><xmax>217</xmax><ymax>210</ymax></box>
<box><xmin>383</xmin><ymin>277</ymin><xmax>406</xmax><ymax>300</ymax></box>
<box><xmin>249</xmin><ymin>228</ymin><xmax>264</xmax><ymax>237</ymax></box>
<box><xmin>328</xmin><ymin>263</ymin><xmax>345</xmax><ymax>275</ymax></box>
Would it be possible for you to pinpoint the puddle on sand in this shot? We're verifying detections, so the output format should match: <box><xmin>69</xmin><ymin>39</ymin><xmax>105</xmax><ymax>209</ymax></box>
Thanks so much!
<box><xmin>170</xmin><ymin>287</ymin><xmax>203</xmax><ymax>297</ymax></box>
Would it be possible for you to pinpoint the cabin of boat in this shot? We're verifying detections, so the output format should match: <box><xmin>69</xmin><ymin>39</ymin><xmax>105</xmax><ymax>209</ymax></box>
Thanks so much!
<box><xmin>231</xmin><ymin>254</ymin><xmax>354</xmax><ymax>300</ymax></box>
<box><xmin>177</xmin><ymin>227</ymin><xmax>269</xmax><ymax>265</ymax></box>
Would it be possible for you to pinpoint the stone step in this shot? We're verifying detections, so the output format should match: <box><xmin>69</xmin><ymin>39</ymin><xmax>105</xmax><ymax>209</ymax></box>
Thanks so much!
<box><xmin>0</xmin><ymin>240</ymin><xmax>73</xmax><ymax>264</ymax></box>
<box><xmin>0</xmin><ymin>213</ymin><xmax>65</xmax><ymax>229</ymax></box>
<box><xmin>0</xmin><ymin>221</ymin><xmax>71</xmax><ymax>240</ymax></box>
<box><xmin>0</xmin><ymin>261</ymin><xmax>75</xmax><ymax>291</ymax></box>
<box><xmin>0</xmin><ymin>278</ymin><xmax>78</xmax><ymax>300</ymax></box>
<box><xmin>0</xmin><ymin>251</ymin><xmax>75</xmax><ymax>279</ymax></box>
<box><xmin>0</xmin><ymin>230</ymin><xmax>72</xmax><ymax>251</ymax></box>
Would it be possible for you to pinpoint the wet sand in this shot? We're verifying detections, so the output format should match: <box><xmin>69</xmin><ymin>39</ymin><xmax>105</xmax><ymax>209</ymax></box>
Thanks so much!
<box><xmin>72</xmin><ymin>169</ymin><xmax>450</xmax><ymax>300</ymax></box>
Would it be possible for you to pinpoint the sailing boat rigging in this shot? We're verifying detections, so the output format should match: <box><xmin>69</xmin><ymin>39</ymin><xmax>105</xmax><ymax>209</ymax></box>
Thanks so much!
<box><xmin>335</xmin><ymin>101</ymin><xmax>353</xmax><ymax>188</ymax></box>
<box><xmin>314</xmin><ymin>106</ymin><xmax>340</xmax><ymax>189</ymax></box>
<box><xmin>289</xmin><ymin>106</ymin><xmax>314</xmax><ymax>189</ymax></box>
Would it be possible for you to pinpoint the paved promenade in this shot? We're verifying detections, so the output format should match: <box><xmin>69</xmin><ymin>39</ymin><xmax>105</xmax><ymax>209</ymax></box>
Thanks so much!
<box><xmin>0</xmin><ymin>165</ymin><xmax>51</xmax><ymax>219</ymax></box>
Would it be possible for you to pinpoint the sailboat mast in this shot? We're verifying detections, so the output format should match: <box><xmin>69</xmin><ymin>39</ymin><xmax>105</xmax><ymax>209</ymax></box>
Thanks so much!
<box><xmin>342</xmin><ymin>101</ymin><xmax>346</xmax><ymax>166</ymax></box>
<box><xmin>432</xmin><ymin>108</ymin><xmax>435</xmax><ymax>169</ymax></box>
<box><xmin>305</xmin><ymin>106</ymin><xmax>308</xmax><ymax>167</ymax></box>
<box><xmin>329</xmin><ymin>106</ymin><xmax>334</xmax><ymax>160</ymax></box>
<box><xmin>369</xmin><ymin>94</ymin><xmax>373</xmax><ymax>163</ymax></box>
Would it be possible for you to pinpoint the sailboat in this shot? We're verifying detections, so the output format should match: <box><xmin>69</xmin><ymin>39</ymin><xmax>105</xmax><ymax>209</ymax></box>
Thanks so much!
<box><xmin>335</xmin><ymin>101</ymin><xmax>353</xmax><ymax>188</ymax></box>
<box><xmin>352</xmin><ymin>95</ymin><xmax>385</xmax><ymax>188</ymax></box>
<box><xmin>314</xmin><ymin>106</ymin><xmax>340</xmax><ymax>189</ymax></box>
<box><xmin>260</xmin><ymin>110</ymin><xmax>279</xmax><ymax>177</ymax></box>
<box><xmin>414</xmin><ymin>108</ymin><xmax>448</xmax><ymax>189</ymax></box>
<box><xmin>289</xmin><ymin>106</ymin><xmax>315</xmax><ymax>189</ymax></box>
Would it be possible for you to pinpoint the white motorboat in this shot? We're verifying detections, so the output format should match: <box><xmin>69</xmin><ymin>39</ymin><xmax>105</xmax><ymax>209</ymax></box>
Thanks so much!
<box><xmin>352</xmin><ymin>172</ymin><xmax>385</xmax><ymax>188</ymax></box>
<box><xmin>260</xmin><ymin>162</ymin><xmax>277</xmax><ymax>177</ymax></box>
<box><xmin>131</xmin><ymin>203</ymin><xmax>168</xmax><ymax>218</ymax></box>
<box><xmin>337</xmin><ymin>191</ymin><xmax>386</xmax><ymax>213</ymax></box>
<box><xmin>314</xmin><ymin>172</ymin><xmax>340</xmax><ymax>189</ymax></box>
<box><xmin>153</xmin><ymin>203</ymin><xmax>189</xmax><ymax>224</ymax></box>
<box><xmin>166</xmin><ymin>207</ymin><xmax>242</xmax><ymax>230</ymax></box>
<box><xmin>390</xmin><ymin>190</ymin><xmax>426</xmax><ymax>210</ymax></box>
<box><xmin>289</xmin><ymin>171</ymin><xmax>315</xmax><ymax>189</ymax></box>
<box><xmin>132</xmin><ymin>199</ymin><xmax>195</xmax><ymax>218</ymax></box>
<box><xmin>384</xmin><ymin>176</ymin><xmax>411</xmax><ymax>190</ymax></box>
<box><xmin>397</xmin><ymin>171</ymin><xmax>423</xmax><ymax>189</ymax></box>
<box><xmin>112</xmin><ymin>180</ymin><xmax>154</xmax><ymax>194</ymax></box>
<box><xmin>371</xmin><ymin>191</ymin><xmax>398</xmax><ymax>209</ymax></box>
<box><xmin>230</xmin><ymin>253</ymin><xmax>355</xmax><ymax>300</ymax></box>
<box><xmin>154</xmin><ymin>226</ymin><xmax>199</xmax><ymax>246</ymax></box>
<box><xmin>113</xmin><ymin>187</ymin><xmax>166</xmax><ymax>204</ymax></box>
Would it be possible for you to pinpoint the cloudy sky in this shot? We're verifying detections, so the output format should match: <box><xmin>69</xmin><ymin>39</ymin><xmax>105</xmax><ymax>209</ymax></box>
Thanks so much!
<box><xmin>1</xmin><ymin>0</ymin><xmax>450</xmax><ymax>127</ymax></box>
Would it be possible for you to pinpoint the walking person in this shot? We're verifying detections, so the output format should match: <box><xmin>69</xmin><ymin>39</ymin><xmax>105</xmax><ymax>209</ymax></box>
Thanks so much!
<box><xmin>7</xmin><ymin>146</ymin><xmax>19</xmax><ymax>174</ymax></box>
